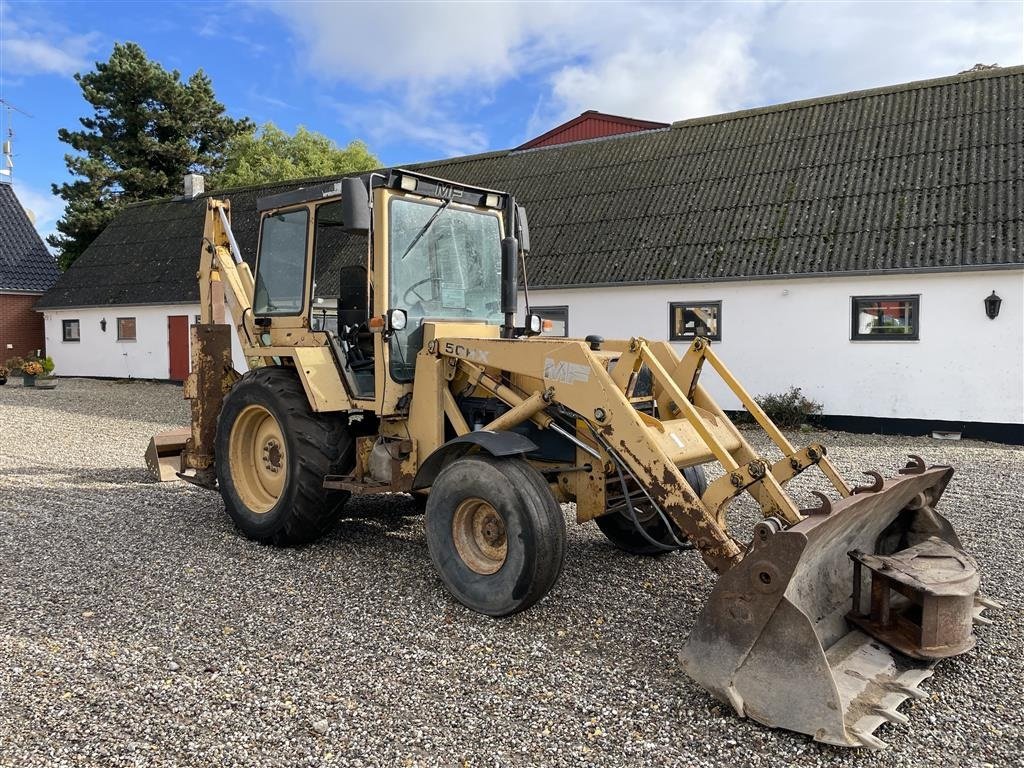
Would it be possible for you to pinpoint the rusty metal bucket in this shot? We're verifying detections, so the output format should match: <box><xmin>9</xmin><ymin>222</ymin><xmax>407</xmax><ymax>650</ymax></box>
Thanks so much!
<box><xmin>145</xmin><ymin>428</ymin><xmax>189</xmax><ymax>481</ymax></box>
<box><xmin>680</xmin><ymin>463</ymin><xmax>996</xmax><ymax>749</ymax></box>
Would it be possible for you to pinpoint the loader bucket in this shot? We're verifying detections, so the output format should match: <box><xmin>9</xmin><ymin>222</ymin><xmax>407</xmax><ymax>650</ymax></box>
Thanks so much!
<box><xmin>681</xmin><ymin>464</ymin><xmax>994</xmax><ymax>749</ymax></box>
<box><xmin>144</xmin><ymin>428</ymin><xmax>189</xmax><ymax>482</ymax></box>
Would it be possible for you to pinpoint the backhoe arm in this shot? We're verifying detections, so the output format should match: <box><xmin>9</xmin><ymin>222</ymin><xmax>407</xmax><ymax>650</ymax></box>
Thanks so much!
<box><xmin>179</xmin><ymin>199</ymin><xmax>259</xmax><ymax>486</ymax></box>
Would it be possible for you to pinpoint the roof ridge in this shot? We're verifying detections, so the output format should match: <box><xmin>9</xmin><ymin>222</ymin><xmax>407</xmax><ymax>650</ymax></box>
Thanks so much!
<box><xmin>669</xmin><ymin>65</ymin><xmax>1024</xmax><ymax>130</ymax></box>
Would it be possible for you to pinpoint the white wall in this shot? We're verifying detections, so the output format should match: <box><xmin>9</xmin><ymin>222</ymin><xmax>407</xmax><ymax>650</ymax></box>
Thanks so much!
<box><xmin>527</xmin><ymin>270</ymin><xmax>1024</xmax><ymax>425</ymax></box>
<box><xmin>41</xmin><ymin>305</ymin><xmax>247</xmax><ymax>380</ymax></box>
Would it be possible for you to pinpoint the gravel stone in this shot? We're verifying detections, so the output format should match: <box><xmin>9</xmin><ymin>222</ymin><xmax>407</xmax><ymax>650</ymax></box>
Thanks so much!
<box><xmin>1</xmin><ymin>377</ymin><xmax>1021</xmax><ymax>767</ymax></box>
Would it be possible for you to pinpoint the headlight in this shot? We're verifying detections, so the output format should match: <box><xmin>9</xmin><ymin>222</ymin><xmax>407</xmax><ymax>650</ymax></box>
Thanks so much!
<box><xmin>387</xmin><ymin>308</ymin><xmax>408</xmax><ymax>331</ymax></box>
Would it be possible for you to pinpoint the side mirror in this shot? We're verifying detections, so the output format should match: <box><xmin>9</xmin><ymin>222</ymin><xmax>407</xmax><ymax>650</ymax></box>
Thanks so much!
<box><xmin>524</xmin><ymin>312</ymin><xmax>543</xmax><ymax>337</ymax></box>
<box><xmin>341</xmin><ymin>177</ymin><xmax>370</xmax><ymax>234</ymax></box>
<box><xmin>515</xmin><ymin>204</ymin><xmax>531</xmax><ymax>254</ymax></box>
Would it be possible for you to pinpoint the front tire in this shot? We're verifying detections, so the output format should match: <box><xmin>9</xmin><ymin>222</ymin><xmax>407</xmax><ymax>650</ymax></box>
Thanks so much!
<box><xmin>215</xmin><ymin>367</ymin><xmax>353</xmax><ymax>545</ymax></box>
<box><xmin>425</xmin><ymin>454</ymin><xmax>566</xmax><ymax>617</ymax></box>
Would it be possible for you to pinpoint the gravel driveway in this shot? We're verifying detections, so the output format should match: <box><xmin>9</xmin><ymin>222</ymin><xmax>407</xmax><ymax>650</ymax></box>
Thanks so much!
<box><xmin>1</xmin><ymin>378</ymin><xmax>1021</xmax><ymax>767</ymax></box>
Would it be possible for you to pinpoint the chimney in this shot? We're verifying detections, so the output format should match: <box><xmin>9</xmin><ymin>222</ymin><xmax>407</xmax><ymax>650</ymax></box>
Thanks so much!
<box><xmin>183</xmin><ymin>173</ymin><xmax>205</xmax><ymax>198</ymax></box>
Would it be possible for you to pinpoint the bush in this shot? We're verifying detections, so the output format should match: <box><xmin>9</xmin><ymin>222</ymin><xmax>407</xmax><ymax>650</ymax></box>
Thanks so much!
<box><xmin>750</xmin><ymin>386</ymin><xmax>823</xmax><ymax>430</ymax></box>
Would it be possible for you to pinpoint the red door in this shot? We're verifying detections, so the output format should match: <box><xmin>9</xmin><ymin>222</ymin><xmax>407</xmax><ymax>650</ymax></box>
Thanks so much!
<box><xmin>168</xmin><ymin>315</ymin><xmax>189</xmax><ymax>382</ymax></box>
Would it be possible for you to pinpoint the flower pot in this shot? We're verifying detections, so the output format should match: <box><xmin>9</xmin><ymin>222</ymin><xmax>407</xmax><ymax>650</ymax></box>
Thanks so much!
<box><xmin>22</xmin><ymin>374</ymin><xmax>36</xmax><ymax>387</ymax></box>
<box><xmin>0</xmin><ymin>376</ymin><xmax>7</xmax><ymax>386</ymax></box>
<box><xmin>35</xmin><ymin>377</ymin><xmax>58</xmax><ymax>390</ymax></box>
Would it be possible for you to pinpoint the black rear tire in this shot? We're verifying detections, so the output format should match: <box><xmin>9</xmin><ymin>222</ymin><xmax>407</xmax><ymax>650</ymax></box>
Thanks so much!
<box><xmin>215</xmin><ymin>367</ymin><xmax>354</xmax><ymax>545</ymax></box>
<box><xmin>595</xmin><ymin>465</ymin><xmax>708</xmax><ymax>555</ymax></box>
<box><xmin>425</xmin><ymin>454</ymin><xmax>566</xmax><ymax>617</ymax></box>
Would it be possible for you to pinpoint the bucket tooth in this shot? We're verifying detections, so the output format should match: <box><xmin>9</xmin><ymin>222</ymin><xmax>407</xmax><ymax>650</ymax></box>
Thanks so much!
<box><xmin>973</xmin><ymin>614</ymin><xmax>994</xmax><ymax>627</ymax></box>
<box><xmin>975</xmin><ymin>595</ymin><xmax>1002</xmax><ymax>611</ymax></box>
<box><xmin>872</xmin><ymin>706</ymin><xmax>910</xmax><ymax>726</ymax></box>
<box><xmin>851</xmin><ymin>729</ymin><xmax>887</xmax><ymax>750</ymax></box>
<box><xmin>882</xmin><ymin>681</ymin><xmax>930</xmax><ymax>701</ymax></box>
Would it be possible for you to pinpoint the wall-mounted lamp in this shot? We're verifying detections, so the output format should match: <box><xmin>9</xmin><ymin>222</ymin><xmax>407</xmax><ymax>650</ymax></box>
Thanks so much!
<box><xmin>984</xmin><ymin>291</ymin><xmax>1002</xmax><ymax>320</ymax></box>
<box><xmin>100</xmin><ymin>318</ymin><xmax>107</xmax><ymax>332</ymax></box>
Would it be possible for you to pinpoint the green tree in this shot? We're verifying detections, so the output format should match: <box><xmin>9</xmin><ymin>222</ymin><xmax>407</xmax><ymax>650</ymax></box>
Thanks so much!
<box><xmin>49</xmin><ymin>43</ymin><xmax>252</xmax><ymax>270</ymax></box>
<box><xmin>211</xmin><ymin>123</ymin><xmax>379</xmax><ymax>189</ymax></box>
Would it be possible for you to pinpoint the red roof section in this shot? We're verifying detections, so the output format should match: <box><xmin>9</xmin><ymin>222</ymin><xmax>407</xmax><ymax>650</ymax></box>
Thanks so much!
<box><xmin>516</xmin><ymin>110</ymin><xmax>669</xmax><ymax>150</ymax></box>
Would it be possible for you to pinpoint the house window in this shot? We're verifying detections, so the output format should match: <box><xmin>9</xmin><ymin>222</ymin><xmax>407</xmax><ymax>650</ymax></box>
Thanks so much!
<box><xmin>669</xmin><ymin>301</ymin><xmax>721</xmax><ymax>341</ymax></box>
<box><xmin>851</xmin><ymin>295</ymin><xmax>919</xmax><ymax>340</ymax></box>
<box><xmin>62</xmin><ymin>319</ymin><xmax>81</xmax><ymax>342</ymax></box>
<box><xmin>533</xmin><ymin>306</ymin><xmax>569</xmax><ymax>337</ymax></box>
<box><xmin>117</xmin><ymin>317</ymin><xmax>137</xmax><ymax>341</ymax></box>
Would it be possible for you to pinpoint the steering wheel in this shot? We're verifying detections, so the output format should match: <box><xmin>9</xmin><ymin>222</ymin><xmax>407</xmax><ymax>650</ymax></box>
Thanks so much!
<box><xmin>403</xmin><ymin>276</ymin><xmax>440</xmax><ymax>304</ymax></box>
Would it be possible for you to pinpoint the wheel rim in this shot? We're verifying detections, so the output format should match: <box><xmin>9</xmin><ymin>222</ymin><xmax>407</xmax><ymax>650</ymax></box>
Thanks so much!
<box><xmin>452</xmin><ymin>497</ymin><xmax>508</xmax><ymax>575</ymax></box>
<box><xmin>228</xmin><ymin>404</ymin><xmax>287</xmax><ymax>514</ymax></box>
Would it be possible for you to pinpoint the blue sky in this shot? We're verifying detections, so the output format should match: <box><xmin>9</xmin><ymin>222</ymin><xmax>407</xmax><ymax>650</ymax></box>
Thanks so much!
<box><xmin>1</xmin><ymin>0</ymin><xmax>1021</xmax><ymax>243</ymax></box>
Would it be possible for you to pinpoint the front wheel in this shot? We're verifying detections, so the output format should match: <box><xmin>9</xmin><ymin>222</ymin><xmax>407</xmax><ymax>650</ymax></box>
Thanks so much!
<box><xmin>215</xmin><ymin>367</ymin><xmax>353</xmax><ymax>545</ymax></box>
<box><xmin>425</xmin><ymin>454</ymin><xmax>566</xmax><ymax>617</ymax></box>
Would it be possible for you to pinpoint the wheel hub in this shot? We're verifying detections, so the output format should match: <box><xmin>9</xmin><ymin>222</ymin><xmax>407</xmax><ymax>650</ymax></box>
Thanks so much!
<box><xmin>262</xmin><ymin>438</ymin><xmax>283</xmax><ymax>474</ymax></box>
<box><xmin>228</xmin><ymin>404</ymin><xmax>287</xmax><ymax>514</ymax></box>
<box><xmin>452</xmin><ymin>498</ymin><xmax>508</xmax><ymax>575</ymax></box>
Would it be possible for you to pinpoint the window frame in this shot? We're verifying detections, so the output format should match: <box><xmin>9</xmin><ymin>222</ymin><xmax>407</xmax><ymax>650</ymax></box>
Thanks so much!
<box><xmin>668</xmin><ymin>300</ymin><xmax>722</xmax><ymax>342</ymax></box>
<box><xmin>850</xmin><ymin>294</ymin><xmax>920</xmax><ymax>341</ymax></box>
<box><xmin>253</xmin><ymin>206</ymin><xmax>312</xmax><ymax>317</ymax></box>
<box><xmin>62</xmin><ymin>319</ymin><xmax>81</xmax><ymax>343</ymax></box>
<box><xmin>116</xmin><ymin>316</ymin><xmax>137</xmax><ymax>342</ymax></box>
<box><xmin>532</xmin><ymin>305</ymin><xmax>569</xmax><ymax>337</ymax></box>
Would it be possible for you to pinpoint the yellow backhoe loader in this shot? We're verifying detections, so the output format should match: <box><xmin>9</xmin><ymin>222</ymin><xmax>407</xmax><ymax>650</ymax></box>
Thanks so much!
<box><xmin>147</xmin><ymin>169</ymin><xmax>995</xmax><ymax>749</ymax></box>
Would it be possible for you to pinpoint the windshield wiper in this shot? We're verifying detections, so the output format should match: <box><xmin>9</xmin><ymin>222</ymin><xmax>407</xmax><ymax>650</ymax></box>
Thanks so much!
<box><xmin>400</xmin><ymin>198</ymin><xmax>452</xmax><ymax>260</ymax></box>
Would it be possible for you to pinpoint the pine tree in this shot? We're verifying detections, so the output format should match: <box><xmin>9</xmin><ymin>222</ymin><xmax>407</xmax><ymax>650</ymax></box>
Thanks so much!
<box><xmin>49</xmin><ymin>43</ymin><xmax>252</xmax><ymax>270</ymax></box>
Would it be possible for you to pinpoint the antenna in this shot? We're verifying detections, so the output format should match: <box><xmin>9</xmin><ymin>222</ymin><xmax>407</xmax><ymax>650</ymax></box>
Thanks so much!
<box><xmin>0</xmin><ymin>98</ymin><xmax>33</xmax><ymax>183</ymax></box>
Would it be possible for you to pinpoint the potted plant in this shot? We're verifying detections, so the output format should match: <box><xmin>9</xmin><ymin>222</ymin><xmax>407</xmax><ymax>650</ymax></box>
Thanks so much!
<box><xmin>0</xmin><ymin>366</ymin><xmax>8</xmax><ymax>386</ymax></box>
<box><xmin>33</xmin><ymin>357</ymin><xmax>57</xmax><ymax>389</ymax></box>
<box><xmin>21</xmin><ymin>360</ymin><xmax>43</xmax><ymax>387</ymax></box>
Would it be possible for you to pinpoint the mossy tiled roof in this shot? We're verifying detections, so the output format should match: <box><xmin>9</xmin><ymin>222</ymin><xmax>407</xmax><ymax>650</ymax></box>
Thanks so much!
<box><xmin>37</xmin><ymin>65</ymin><xmax>1023</xmax><ymax>309</ymax></box>
<box><xmin>0</xmin><ymin>183</ymin><xmax>59</xmax><ymax>293</ymax></box>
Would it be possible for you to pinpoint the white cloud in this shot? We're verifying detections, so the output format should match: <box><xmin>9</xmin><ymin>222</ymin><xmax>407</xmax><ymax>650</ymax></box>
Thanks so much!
<box><xmin>259</xmin><ymin>0</ymin><xmax>1023</xmax><ymax>154</ymax></box>
<box><xmin>331</xmin><ymin>98</ymin><xmax>489</xmax><ymax>160</ymax></box>
<box><xmin>548</xmin><ymin>21</ymin><xmax>756</xmax><ymax>123</ymax></box>
<box><xmin>12</xmin><ymin>182</ymin><xmax>63</xmax><ymax>241</ymax></box>
<box><xmin>0</xmin><ymin>4</ymin><xmax>98</xmax><ymax>77</ymax></box>
<box><xmin>264</xmin><ymin>1</ymin><xmax>581</xmax><ymax>90</ymax></box>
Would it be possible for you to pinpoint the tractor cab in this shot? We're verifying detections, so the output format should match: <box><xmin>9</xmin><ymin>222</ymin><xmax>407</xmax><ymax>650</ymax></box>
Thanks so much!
<box><xmin>252</xmin><ymin>170</ymin><xmax>526</xmax><ymax>404</ymax></box>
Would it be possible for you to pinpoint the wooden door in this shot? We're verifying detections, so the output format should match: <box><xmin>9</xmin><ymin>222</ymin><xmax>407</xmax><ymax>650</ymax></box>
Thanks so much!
<box><xmin>168</xmin><ymin>315</ymin><xmax>189</xmax><ymax>382</ymax></box>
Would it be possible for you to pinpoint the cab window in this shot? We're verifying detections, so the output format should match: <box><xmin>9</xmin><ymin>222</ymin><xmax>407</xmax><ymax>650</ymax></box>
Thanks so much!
<box><xmin>254</xmin><ymin>208</ymin><xmax>309</xmax><ymax>315</ymax></box>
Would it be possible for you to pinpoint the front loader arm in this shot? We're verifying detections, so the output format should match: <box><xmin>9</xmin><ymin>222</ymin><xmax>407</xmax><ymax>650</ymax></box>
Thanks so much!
<box><xmin>431</xmin><ymin>332</ymin><xmax>859</xmax><ymax>574</ymax></box>
<box><xmin>434</xmin><ymin>336</ymin><xmax>747</xmax><ymax>572</ymax></box>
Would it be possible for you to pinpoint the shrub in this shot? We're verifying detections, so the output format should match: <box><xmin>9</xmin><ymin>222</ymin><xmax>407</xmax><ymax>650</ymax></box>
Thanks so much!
<box><xmin>5</xmin><ymin>356</ymin><xmax>25</xmax><ymax>372</ymax></box>
<box><xmin>21</xmin><ymin>361</ymin><xmax>44</xmax><ymax>377</ymax></box>
<box><xmin>40</xmin><ymin>356</ymin><xmax>55</xmax><ymax>375</ymax></box>
<box><xmin>751</xmin><ymin>386</ymin><xmax>823</xmax><ymax>430</ymax></box>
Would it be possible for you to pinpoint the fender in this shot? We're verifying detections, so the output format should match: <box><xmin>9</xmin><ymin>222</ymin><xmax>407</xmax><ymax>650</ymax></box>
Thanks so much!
<box><xmin>412</xmin><ymin>430</ymin><xmax>538</xmax><ymax>490</ymax></box>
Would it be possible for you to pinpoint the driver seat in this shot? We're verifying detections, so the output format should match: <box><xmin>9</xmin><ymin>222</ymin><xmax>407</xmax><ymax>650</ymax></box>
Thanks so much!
<box><xmin>331</xmin><ymin>264</ymin><xmax>375</xmax><ymax>397</ymax></box>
